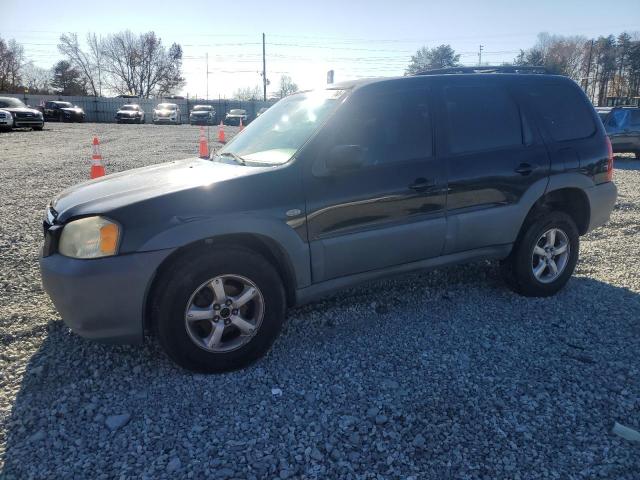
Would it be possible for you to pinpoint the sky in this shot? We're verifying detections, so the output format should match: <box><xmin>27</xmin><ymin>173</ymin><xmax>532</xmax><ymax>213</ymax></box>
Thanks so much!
<box><xmin>1</xmin><ymin>0</ymin><xmax>638</xmax><ymax>98</ymax></box>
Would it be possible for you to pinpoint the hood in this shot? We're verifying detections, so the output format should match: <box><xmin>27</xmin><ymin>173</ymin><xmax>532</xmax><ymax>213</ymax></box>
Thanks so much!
<box><xmin>4</xmin><ymin>106</ymin><xmax>40</xmax><ymax>114</ymax></box>
<box><xmin>117</xmin><ymin>109</ymin><xmax>138</xmax><ymax>114</ymax></box>
<box><xmin>191</xmin><ymin>111</ymin><xmax>210</xmax><ymax>115</ymax></box>
<box><xmin>226</xmin><ymin>113</ymin><xmax>247</xmax><ymax>118</ymax></box>
<box><xmin>51</xmin><ymin>158</ymin><xmax>266</xmax><ymax>222</ymax></box>
<box><xmin>61</xmin><ymin>107</ymin><xmax>83</xmax><ymax>113</ymax></box>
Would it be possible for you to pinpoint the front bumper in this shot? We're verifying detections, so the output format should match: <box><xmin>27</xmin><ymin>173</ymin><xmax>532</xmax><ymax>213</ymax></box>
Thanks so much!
<box><xmin>14</xmin><ymin>118</ymin><xmax>44</xmax><ymax>128</ymax></box>
<box><xmin>585</xmin><ymin>181</ymin><xmax>618</xmax><ymax>232</ymax></box>
<box><xmin>40</xmin><ymin>249</ymin><xmax>174</xmax><ymax>344</ymax></box>
<box><xmin>116</xmin><ymin>115</ymin><xmax>141</xmax><ymax>122</ymax></box>
<box><xmin>190</xmin><ymin>116</ymin><xmax>212</xmax><ymax>124</ymax></box>
<box><xmin>154</xmin><ymin>117</ymin><xmax>177</xmax><ymax>123</ymax></box>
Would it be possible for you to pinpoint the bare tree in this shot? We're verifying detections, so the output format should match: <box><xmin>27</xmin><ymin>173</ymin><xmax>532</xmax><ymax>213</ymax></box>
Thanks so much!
<box><xmin>233</xmin><ymin>85</ymin><xmax>262</xmax><ymax>101</ymax></box>
<box><xmin>58</xmin><ymin>33</ymin><xmax>102</xmax><ymax>96</ymax></box>
<box><xmin>278</xmin><ymin>75</ymin><xmax>298</xmax><ymax>98</ymax></box>
<box><xmin>0</xmin><ymin>37</ymin><xmax>24</xmax><ymax>92</ymax></box>
<box><xmin>22</xmin><ymin>62</ymin><xmax>52</xmax><ymax>94</ymax></box>
<box><xmin>100</xmin><ymin>31</ymin><xmax>185</xmax><ymax>97</ymax></box>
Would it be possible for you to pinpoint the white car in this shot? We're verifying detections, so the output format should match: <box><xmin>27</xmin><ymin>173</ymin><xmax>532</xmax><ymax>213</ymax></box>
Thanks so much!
<box><xmin>0</xmin><ymin>109</ymin><xmax>12</xmax><ymax>131</ymax></box>
<box><xmin>153</xmin><ymin>103</ymin><xmax>181</xmax><ymax>125</ymax></box>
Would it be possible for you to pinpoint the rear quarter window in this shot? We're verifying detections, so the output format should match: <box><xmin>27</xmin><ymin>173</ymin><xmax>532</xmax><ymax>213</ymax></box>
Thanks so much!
<box><xmin>525</xmin><ymin>82</ymin><xmax>596</xmax><ymax>142</ymax></box>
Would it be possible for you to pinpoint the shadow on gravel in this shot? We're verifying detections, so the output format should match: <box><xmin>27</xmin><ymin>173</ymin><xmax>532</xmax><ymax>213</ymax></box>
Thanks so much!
<box><xmin>2</xmin><ymin>267</ymin><xmax>640</xmax><ymax>478</ymax></box>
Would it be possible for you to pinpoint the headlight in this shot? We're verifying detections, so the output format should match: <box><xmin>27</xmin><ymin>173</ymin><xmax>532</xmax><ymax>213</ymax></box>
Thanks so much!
<box><xmin>58</xmin><ymin>216</ymin><xmax>121</xmax><ymax>259</ymax></box>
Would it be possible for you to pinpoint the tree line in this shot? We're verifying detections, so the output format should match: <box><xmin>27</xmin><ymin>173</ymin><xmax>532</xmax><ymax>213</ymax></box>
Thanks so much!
<box><xmin>407</xmin><ymin>31</ymin><xmax>640</xmax><ymax>106</ymax></box>
<box><xmin>0</xmin><ymin>31</ymin><xmax>185</xmax><ymax>98</ymax></box>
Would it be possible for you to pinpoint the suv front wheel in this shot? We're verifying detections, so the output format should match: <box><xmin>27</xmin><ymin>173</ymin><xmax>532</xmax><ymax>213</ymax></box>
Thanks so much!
<box><xmin>153</xmin><ymin>247</ymin><xmax>286</xmax><ymax>372</ymax></box>
<box><xmin>501</xmin><ymin>211</ymin><xmax>579</xmax><ymax>297</ymax></box>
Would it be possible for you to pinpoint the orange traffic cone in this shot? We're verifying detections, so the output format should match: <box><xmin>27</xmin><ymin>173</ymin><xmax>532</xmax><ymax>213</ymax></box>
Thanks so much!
<box><xmin>91</xmin><ymin>136</ymin><xmax>105</xmax><ymax>179</ymax></box>
<box><xmin>218</xmin><ymin>120</ymin><xmax>225</xmax><ymax>143</ymax></box>
<box><xmin>239</xmin><ymin>118</ymin><xmax>244</xmax><ymax>132</ymax></box>
<box><xmin>198</xmin><ymin>126</ymin><xmax>209</xmax><ymax>159</ymax></box>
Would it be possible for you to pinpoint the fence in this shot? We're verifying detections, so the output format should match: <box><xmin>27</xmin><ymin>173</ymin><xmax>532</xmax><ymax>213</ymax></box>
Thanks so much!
<box><xmin>0</xmin><ymin>92</ymin><xmax>276</xmax><ymax>124</ymax></box>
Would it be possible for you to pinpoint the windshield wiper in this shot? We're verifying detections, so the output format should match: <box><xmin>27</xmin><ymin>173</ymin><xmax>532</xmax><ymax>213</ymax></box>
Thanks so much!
<box><xmin>218</xmin><ymin>151</ymin><xmax>246</xmax><ymax>165</ymax></box>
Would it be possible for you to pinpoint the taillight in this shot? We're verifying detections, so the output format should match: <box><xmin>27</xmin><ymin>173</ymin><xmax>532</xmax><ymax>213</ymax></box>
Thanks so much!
<box><xmin>605</xmin><ymin>136</ymin><xmax>614</xmax><ymax>182</ymax></box>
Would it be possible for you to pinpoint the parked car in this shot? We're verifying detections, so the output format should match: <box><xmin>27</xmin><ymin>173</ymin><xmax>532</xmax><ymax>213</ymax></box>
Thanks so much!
<box><xmin>224</xmin><ymin>108</ymin><xmax>248</xmax><ymax>126</ymax></box>
<box><xmin>0</xmin><ymin>96</ymin><xmax>44</xmax><ymax>130</ymax></box>
<box><xmin>256</xmin><ymin>107</ymin><xmax>269</xmax><ymax>117</ymax></box>
<box><xmin>40</xmin><ymin>71</ymin><xmax>617</xmax><ymax>373</ymax></box>
<box><xmin>189</xmin><ymin>105</ymin><xmax>216</xmax><ymax>125</ymax></box>
<box><xmin>116</xmin><ymin>104</ymin><xmax>145</xmax><ymax>124</ymax></box>
<box><xmin>598</xmin><ymin>106</ymin><xmax>640</xmax><ymax>158</ymax></box>
<box><xmin>0</xmin><ymin>109</ymin><xmax>12</xmax><ymax>131</ymax></box>
<box><xmin>153</xmin><ymin>103</ymin><xmax>181</xmax><ymax>125</ymax></box>
<box><xmin>43</xmin><ymin>101</ymin><xmax>85</xmax><ymax>122</ymax></box>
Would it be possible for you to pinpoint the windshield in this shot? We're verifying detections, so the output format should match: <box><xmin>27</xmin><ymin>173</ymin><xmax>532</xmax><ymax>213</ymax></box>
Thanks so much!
<box><xmin>193</xmin><ymin>105</ymin><xmax>211</xmax><ymax>111</ymax></box>
<box><xmin>229</xmin><ymin>109</ymin><xmax>246</xmax><ymax>115</ymax></box>
<box><xmin>57</xmin><ymin>102</ymin><xmax>73</xmax><ymax>108</ymax></box>
<box><xmin>121</xmin><ymin>105</ymin><xmax>137</xmax><ymax>111</ymax></box>
<box><xmin>157</xmin><ymin>103</ymin><xmax>176</xmax><ymax>110</ymax></box>
<box><xmin>216</xmin><ymin>89</ymin><xmax>346</xmax><ymax>166</ymax></box>
<box><xmin>0</xmin><ymin>97</ymin><xmax>26</xmax><ymax>108</ymax></box>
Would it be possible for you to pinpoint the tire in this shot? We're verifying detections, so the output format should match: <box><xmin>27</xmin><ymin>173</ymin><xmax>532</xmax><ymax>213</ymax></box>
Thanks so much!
<box><xmin>500</xmin><ymin>211</ymin><xmax>579</xmax><ymax>297</ymax></box>
<box><xmin>153</xmin><ymin>247</ymin><xmax>286</xmax><ymax>373</ymax></box>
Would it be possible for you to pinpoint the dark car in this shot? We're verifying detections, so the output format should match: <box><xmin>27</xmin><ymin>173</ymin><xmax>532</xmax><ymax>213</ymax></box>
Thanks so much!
<box><xmin>0</xmin><ymin>96</ymin><xmax>44</xmax><ymax>130</ymax></box>
<box><xmin>189</xmin><ymin>105</ymin><xmax>216</xmax><ymax>125</ymax></box>
<box><xmin>599</xmin><ymin>106</ymin><xmax>640</xmax><ymax>158</ymax></box>
<box><xmin>116</xmin><ymin>104</ymin><xmax>145</xmax><ymax>124</ymax></box>
<box><xmin>44</xmin><ymin>101</ymin><xmax>85</xmax><ymax>122</ymax></box>
<box><xmin>224</xmin><ymin>108</ymin><xmax>248</xmax><ymax>126</ymax></box>
<box><xmin>41</xmin><ymin>71</ymin><xmax>616</xmax><ymax>373</ymax></box>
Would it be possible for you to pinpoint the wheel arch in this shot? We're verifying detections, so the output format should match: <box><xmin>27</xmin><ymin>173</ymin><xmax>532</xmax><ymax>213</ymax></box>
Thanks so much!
<box><xmin>519</xmin><ymin>186</ymin><xmax>591</xmax><ymax>238</ymax></box>
<box><xmin>143</xmin><ymin>233</ymin><xmax>298</xmax><ymax>335</ymax></box>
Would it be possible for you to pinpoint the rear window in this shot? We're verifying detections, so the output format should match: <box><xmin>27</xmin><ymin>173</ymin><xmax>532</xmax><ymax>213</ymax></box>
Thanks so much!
<box><xmin>525</xmin><ymin>83</ymin><xmax>595</xmax><ymax>141</ymax></box>
<box><xmin>443</xmin><ymin>85</ymin><xmax>523</xmax><ymax>154</ymax></box>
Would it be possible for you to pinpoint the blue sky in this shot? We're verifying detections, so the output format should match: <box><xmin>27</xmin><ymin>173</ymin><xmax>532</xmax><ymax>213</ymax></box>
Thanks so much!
<box><xmin>1</xmin><ymin>0</ymin><xmax>638</xmax><ymax>98</ymax></box>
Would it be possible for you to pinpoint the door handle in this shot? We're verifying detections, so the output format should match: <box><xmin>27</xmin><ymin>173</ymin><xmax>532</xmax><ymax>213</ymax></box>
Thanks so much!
<box><xmin>514</xmin><ymin>163</ymin><xmax>536</xmax><ymax>175</ymax></box>
<box><xmin>409</xmin><ymin>178</ymin><xmax>436</xmax><ymax>192</ymax></box>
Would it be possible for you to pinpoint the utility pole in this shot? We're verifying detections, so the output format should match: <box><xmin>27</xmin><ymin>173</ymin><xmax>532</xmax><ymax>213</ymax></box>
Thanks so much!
<box><xmin>478</xmin><ymin>45</ymin><xmax>483</xmax><ymax>66</ymax></box>
<box><xmin>206</xmin><ymin>52</ymin><xmax>209</xmax><ymax>101</ymax></box>
<box><xmin>584</xmin><ymin>39</ymin><xmax>594</xmax><ymax>101</ymax></box>
<box><xmin>262</xmin><ymin>33</ymin><xmax>267</xmax><ymax>102</ymax></box>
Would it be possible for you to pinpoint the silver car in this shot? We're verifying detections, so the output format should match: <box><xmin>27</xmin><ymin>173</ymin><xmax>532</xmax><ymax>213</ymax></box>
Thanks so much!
<box><xmin>153</xmin><ymin>103</ymin><xmax>181</xmax><ymax>125</ymax></box>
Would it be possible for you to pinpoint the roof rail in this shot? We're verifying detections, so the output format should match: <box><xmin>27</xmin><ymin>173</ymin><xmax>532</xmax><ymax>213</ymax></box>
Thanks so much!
<box><xmin>415</xmin><ymin>65</ymin><xmax>549</xmax><ymax>76</ymax></box>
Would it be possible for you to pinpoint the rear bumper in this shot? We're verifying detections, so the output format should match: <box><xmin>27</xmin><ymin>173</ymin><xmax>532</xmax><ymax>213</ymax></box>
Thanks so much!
<box><xmin>585</xmin><ymin>181</ymin><xmax>617</xmax><ymax>232</ymax></box>
<box><xmin>40</xmin><ymin>249</ymin><xmax>174</xmax><ymax>344</ymax></box>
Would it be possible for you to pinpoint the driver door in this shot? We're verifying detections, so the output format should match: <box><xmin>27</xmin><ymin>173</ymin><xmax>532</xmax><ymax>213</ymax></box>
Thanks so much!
<box><xmin>302</xmin><ymin>85</ymin><xmax>447</xmax><ymax>282</ymax></box>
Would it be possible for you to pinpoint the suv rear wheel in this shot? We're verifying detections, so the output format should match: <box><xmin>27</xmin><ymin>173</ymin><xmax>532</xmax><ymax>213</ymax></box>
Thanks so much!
<box><xmin>501</xmin><ymin>211</ymin><xmax>579</xmax><ymax>297</ymax></box>
<box><xmin>153</xmin><ymin>247</ymin><xmax>286</xmax><ymax>372</ymax></box>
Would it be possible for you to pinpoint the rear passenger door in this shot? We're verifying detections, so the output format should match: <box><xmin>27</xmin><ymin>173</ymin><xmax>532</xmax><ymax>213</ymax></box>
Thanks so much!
<box><xmin>434</xmin><ymin>79</ymin><xmax>550</xmax><ymax>254</ymax></box>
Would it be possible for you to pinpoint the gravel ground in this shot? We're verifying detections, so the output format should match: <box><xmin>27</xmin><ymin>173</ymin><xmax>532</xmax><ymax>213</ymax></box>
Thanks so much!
<box><xmin>0</xmin><ymin>123</ymin><xmax>639</xmax><ymax>479</ymax></box>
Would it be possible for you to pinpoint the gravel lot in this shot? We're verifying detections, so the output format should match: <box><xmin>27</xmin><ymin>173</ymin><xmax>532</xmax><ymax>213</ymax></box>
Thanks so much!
<box><xmin>0</xmin><ymin>123</ymin><xmax>639</xmax><ymax>479</ymax></box>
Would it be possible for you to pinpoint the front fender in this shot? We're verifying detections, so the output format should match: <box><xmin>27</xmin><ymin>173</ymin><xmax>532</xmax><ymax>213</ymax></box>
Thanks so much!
<box><xmin>136</xmin><ymin>213</ymin><xmax>311</xmax><ymax>288</ymax></box>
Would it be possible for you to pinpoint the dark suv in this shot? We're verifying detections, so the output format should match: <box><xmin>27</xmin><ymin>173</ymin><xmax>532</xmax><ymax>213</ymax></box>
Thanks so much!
<box><xmin>40</xmin><ymin>72</ymin><xmax>617</xmax><ymax>372</ymax></box>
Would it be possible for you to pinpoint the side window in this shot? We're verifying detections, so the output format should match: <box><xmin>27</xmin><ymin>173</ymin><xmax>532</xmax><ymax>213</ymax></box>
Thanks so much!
<box><xmin>608</xmin><ymin>109</ymin><xmax>627</xmax><ymax>128</ymax></box>
<box><xmin>332</xmin><ymin>88</ymin><xmax>433</xmax><ymax>166</ymax></box>
<box><xmin>443</xmin><ymin>84</ymin><xmax>523</xmax><ymax>154</ymax></box>
<box><xmin>526</xmin><ymin>83</ymin><xmax>596</xmax><ymax>141</ymax></box>
<box><xmin>627</xmin><ymin>110</ymin><xmax>640</xmax><ymax>129</ymax></box>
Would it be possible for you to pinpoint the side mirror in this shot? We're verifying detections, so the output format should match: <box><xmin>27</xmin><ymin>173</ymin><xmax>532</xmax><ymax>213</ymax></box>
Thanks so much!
<box><xmin>325</xmin><ymin>145</ymin><xmax>364</xmax><ymax>173</ymax></box>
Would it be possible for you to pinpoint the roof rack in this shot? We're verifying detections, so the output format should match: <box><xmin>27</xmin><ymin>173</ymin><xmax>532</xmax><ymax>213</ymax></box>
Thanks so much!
<box><xmin>415</xmin><ymin>65</ymin><xmax>549</xmax><ymax>76</ymax></box>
